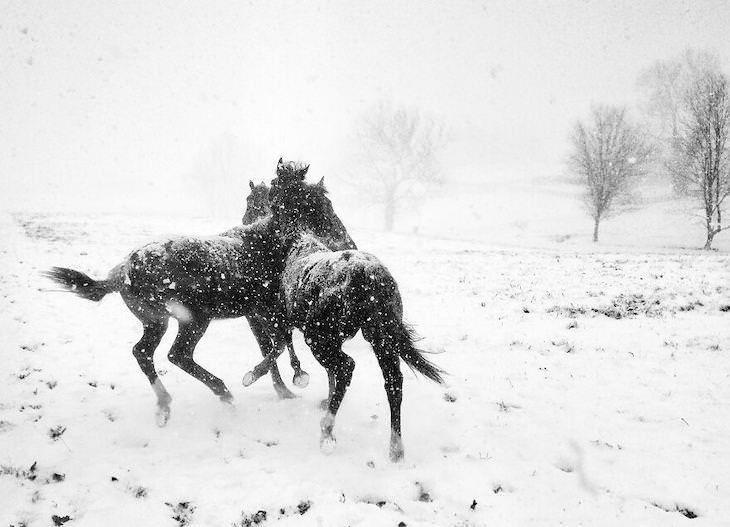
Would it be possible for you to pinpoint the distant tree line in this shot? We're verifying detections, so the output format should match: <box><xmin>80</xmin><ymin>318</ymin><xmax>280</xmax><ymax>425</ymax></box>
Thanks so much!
<box><xmin>570</xmin><ymin>49</ymin><xmax>730</xmax><ymax>249</ymax></box>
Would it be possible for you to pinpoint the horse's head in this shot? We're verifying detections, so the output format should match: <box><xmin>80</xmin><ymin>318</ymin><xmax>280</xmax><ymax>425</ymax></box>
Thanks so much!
<box><xmin>270</xmin><ymin>158</ymin><xmax>357</xmax><ymax>250</ymax></box>
<box><xmin>242</xmin><ymin>180</ymin><xmax>271</xmax><ymax>224</ymax></box>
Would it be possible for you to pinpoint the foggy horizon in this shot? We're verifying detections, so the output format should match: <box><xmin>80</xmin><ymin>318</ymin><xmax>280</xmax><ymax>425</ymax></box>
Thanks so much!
<box><xmin>2</xmin><ymin>1</ymin><xmax>729</xmax><ymax>217</ymax></box>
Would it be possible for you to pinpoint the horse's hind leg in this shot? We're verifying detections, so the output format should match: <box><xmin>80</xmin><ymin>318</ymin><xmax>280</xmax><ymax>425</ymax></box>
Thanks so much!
<box><xmin>246</xmin><ymin>316</ymin><xmax>296</xmax><ymax>399</ymax></box>
<box><xmin>319</xmin><ymin>370</ymin><xmax>336</xmax><ymax>410</ymax></box>
<box><xmin>371</xmin><ymin>345</ymin><xmax>404</xmax><ymax>462</ymax></box>
<box><xmin>167</xmin><ymin>316</ymin><xmax>234</xmax><ymax>403</ymax></box>
<box><xmin>309</xmin><ymin>336</ymin><xmax>355</xmax><ymax>454</ymax></box>
<box><xmin>285</xmin><ymin>332</ymin><xmax>310</xmax><ymax>388</ymax></box>
<box><xmin>132</xmin><ymin>319</ymin><xmax>171</xmax><ymax>426</ymax></box>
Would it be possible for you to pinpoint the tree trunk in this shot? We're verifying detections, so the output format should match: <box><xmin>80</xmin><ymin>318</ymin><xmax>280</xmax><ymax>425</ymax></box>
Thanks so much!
<box><xmin>592</xmin><ymin>217</ymin><xmax>600</xmax><ymax>242</ymax></box>
<box><xmin>704</xmin><ymin>227</ymin><xmax>716</xmax><ymax>250</ymax></box>
<box><xmin>384</xmin><ymin>200</ymin><xmax>395</xmax><ymax>231</ymax></box>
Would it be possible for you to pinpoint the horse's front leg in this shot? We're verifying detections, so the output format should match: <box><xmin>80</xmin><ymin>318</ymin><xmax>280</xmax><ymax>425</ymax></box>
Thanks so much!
<box><xmin>246</xmin><ymin>316</ymin><xmax>296</xmax><ymax>399</ymax></box>
<box><xmin>242</xmin><ymin>338</ymin><xmax>286</xmax><ymax>387</ymax></box>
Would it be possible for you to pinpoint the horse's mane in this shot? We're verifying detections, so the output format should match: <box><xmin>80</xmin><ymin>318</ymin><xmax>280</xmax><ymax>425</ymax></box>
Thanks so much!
<box><xmin>276</xmin><ymin>161</ymin><xmax>309</xmax><ymax>182</ymax></box>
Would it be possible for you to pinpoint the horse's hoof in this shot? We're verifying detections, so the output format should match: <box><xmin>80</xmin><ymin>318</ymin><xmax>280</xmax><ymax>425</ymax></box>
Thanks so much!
<box><xmin>220</xmin><ymin>393</ymin><xmax>234</xmax><ymax>405</ymax></box>
<box><xmin>319</xmin><ymin>398</ymin><xmax>330</xmax><ymax>410</ymax></box>
<box><xmin>242</xmin><ymin>371</ymin><xmax>255</xmax><ymax>387</ymax></box>
<box><xmin>156</xmin><ymin>406</ymin><xmax>170</xmax><ymax>427</ymax></box>
<box><xmin>320</xmin><ymin>435</ymin><xmax>336</xmax><ymax>455</ymax></box>
<box><xmin>389</xmin><ymin>436</ymin><xmax>404</xmax><ymax>462</ymax></box>
<box><xmin>293</xmin><ymin>371</ymin><xmax>310</xmax><ymax>388</ymax></box>
<box><xmin>389</xmin><ymin>447</ymin><xmax>405</xmax><ymax>463</ymax></box>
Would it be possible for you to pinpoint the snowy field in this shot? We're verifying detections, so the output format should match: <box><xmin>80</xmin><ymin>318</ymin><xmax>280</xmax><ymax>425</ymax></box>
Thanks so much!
<box><xmin>2</xmin><ymin>208</ymin><xmax>730</xmax><ymax>527</ymax></box>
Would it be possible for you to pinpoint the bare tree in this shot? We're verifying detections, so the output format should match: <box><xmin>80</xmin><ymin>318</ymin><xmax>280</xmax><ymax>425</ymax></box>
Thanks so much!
<box><xmin>569</xmin><ymin>106</ymin><xmax>652</xmax><ymax>242</ymax></box>
<box><xmin>350</xmin><ymin>102</ymin><xmax>447</xmax><ymax>231</ymax></box>
<box><xmin>636</xmin><ymin>49</ymin><xmax>720</xmax><ymax>183</ymax></box>
<box><xmin>668</xmin><ymin>70</ymin><xmax>730</xmax><ymax>249</ymax></box>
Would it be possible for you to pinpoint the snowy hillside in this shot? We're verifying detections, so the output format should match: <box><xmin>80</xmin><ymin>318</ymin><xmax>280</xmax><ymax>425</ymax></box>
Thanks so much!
<box><xmin>2</xmin><ymin>209</ymin><xmax>729</xmax><ymax>526</ymax></box>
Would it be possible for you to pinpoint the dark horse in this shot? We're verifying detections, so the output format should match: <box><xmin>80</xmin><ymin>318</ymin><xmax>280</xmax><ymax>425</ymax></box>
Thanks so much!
<box><xmin>237</xmin><ymin>179</ymin><xmax>306</xmax><ymax>400</ymax></box>
<box><xmin>243</xmin><ymin>169</ymin><xmax>445</xmax><ymax>462</ymax></box>
<box><xmin>43</xmin><ymin>159</ymin><xmax>354</xmax><ymax>426</ymax></box>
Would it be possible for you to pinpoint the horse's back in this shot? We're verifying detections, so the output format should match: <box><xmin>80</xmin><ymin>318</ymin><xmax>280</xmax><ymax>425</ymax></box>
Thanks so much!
<box><xmin>284</xmin><ymin>246</ymin><xmax>402</xmax><ymax>330</ymax></box>
<box><xmin>119</xmin><ymin>232</ymin><xmax>279</xmax><ymax>319</ymax></box>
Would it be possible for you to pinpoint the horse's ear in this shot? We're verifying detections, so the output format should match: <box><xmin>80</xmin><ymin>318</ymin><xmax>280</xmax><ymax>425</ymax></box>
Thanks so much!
<box><xmin>299</xmin><ymin>164</ymin><xmax>309</xmax><ymax>179</ymax></box>
<box><xmin>277</xmin><ymin>157</ymin><xmax>284</xmax><ymax>167</ymax></box>
<box><xmin>249</xmin><ymin>180</ymin><xmax>255</xmax><ymax>190</ymax></box>
<box><xmin>317</xmin><ymin>176</ymin><xmax>325</xmax><ymax>187</ymax></box>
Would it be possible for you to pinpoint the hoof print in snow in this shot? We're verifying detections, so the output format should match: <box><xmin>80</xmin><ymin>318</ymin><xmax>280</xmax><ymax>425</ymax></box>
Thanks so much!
<box><xmin>46</xmin><ymin>380</ymin><xmax>58</xmax><ymax>390</ymax></box>
<box><xmin>398</xmin><ymin>522</ymin><xmax>408</xmax><ymax>527</ymax></box>
<box><xmin>493</xmin><ymin>485</ymin><xmax>503</xmax><ymax>494</ymax></box>
<box><xmin>129</xmin><ymin>485</ymin><xmax>148</xmax><ymax>499</ymax></box>
<box><xmin>415</xmin><ymin>481</ymin><xmax>432</xmax><ymax>502</ymax></box>
<box><xmin>366</xmin><ymin>460</ymin><xmax>375</xmax><ymax>468</ymax></box>
<box><xmin>567</xmin><ymin>320</ymin><xmax>578</xmax><ymax>329</ymax></box>
<box><xmin>166</xmin><ymin>501</ymin><xmax>195</xmax><ymax>527</ymax></box>
<box><xmin>51</xmin><ymin>515</ymin><xmax>71</xmax><ymax>526</ymax></box>
<box><xmin>470</xmin><ymin>499</ymin><xmax>478</xmax><ymax>509</ymax></box>
<box><xmin>356</xmin><ymin>496</ymin><xmax>403</xmax><ymax>512</ymax></box>
<box><xmin>496</xmin><ymin>400</ymin><xmax>521</xmax><ymax>412</ymax></box>
<box><xmin>51</xmin><ymin>472</ymin><xmax>65</xmax><ymax>483</ymax></box>
<box><xmin>49</xmin><ymin>425</ymin><xmax>66</xmax><ymax>440</ymax></box>
<box><xmin>443</xmin><ymin>391</ymin><xmax>457</xmax><ymax>403</ymax></box>
<box><xmin>556</xmin><ymin>461</ymin><xmax>574</xmax><ymax>473</ymax></box>
<box><xmin>0</xmin><ymin>420</ymin><xmax>15</xmax><ymax>433</ymax></box>
<box><xmin>551</xmin><ymin>340</ymin><xmax>575</xmax><ymax>353</ymax></box>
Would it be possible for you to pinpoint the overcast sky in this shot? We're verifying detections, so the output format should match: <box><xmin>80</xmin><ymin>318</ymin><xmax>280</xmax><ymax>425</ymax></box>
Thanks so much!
<box><xmin>1</xmin><ymin>0</ymin><xmax>729</xmax><ymax>213</ymax></box>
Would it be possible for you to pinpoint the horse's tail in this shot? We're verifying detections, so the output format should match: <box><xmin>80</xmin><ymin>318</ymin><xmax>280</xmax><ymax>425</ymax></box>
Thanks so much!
<box><xmin>388</xmin><ymin>320</ymin><xmax>445</xmax><ymax>384</ymax></box>
<box><xmin>42</xmin><ymin>266</ymin><xmax>121</xmax><ymax>302</ymax></box>
<box><xmin>358</xmin><ymin>268</ymin><xmax>445</xmax><ymax>384</ymax></box>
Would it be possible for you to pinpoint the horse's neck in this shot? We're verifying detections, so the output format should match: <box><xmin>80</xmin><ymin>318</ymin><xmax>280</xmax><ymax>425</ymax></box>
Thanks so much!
<box><xmin>222</xmin><ymin>215</ymin><xmax>273</xmax><ymax>239</ymax></box>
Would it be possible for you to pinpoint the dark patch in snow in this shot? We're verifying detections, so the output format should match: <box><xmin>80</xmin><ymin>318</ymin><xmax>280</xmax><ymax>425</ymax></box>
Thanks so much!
<box><xmin>415</xmin><ymin>481</ymin><xmax>432</xmax><ymax>502</ymax></box>
<box><xmin>548</xmin><ymin>294</ymin><xmax>665</xmax><ymax>318</ymax></box>
<box><xmin>51</xmin><ymin>515</ymin><xmax>71</xmax><ymax>525</ymax></box>
<box><xmin>129</xmin><ymin>485</ymin><xmax>148</xmax><ymax>498</ymax></box>
<box><xmin>1</xmin><ymin>461</ymin><xmax>37</xmax><ymax>481</ymax></box>
<box><xmin>165</xmin><ymin>501</ymin><xmax>195</xmax><ymax>526</ymax></box>
<box><xmin>234</xmin><ymin>510</ymin><xmax>267</xmax><ymax>526</ymax></box>
<box><xmin>49</xmin><ymin>425</ymin><xmax>66</xmax><ymax>440</ymax></box>
<box><xmin>443</xmin><ymin>391</ymin><xmax>457</xmax><ymax>402</ymax></box>
<box><xmin>651</xmin><ymin>502</ymin><xmax>699</xmax><ymax>519</ymax></box>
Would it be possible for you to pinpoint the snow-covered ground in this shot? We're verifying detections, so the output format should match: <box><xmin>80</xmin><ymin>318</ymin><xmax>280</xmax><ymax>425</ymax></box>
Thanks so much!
<box><xmin>2</xmin><ymin>208</ymin><xmax>729</xmax><ymax>526</ymax></box>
